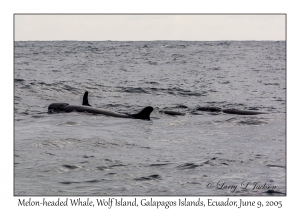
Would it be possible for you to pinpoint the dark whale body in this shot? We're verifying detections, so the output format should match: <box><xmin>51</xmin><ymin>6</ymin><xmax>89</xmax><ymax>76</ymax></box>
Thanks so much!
<box><xmin>48</xmin><ymin>91</ymin><xmax>153</xmax><ymax>120</ymax></box>
<box><xmin>197</xmin><ymin>106</ymin><xmax>268</xmax><ymax>115</ymax></box>
<box><xmin>48</xmin><ymin>103</ymin><xmax>153</xmax><ymax>120</ymax></box>
<box><xmin>197</xmin><ymin>107</ymin><xmax>222</xmax><ymax>112</ymax></box>
<box><xmin>222</xmin><ymin>109</ymin><xmax>268</xmax><ymax>115</ymax></box>
<box><xmin>161</xmin><ymin>110</ymin><xmax>186</xmax><ymax>116</ymax></box>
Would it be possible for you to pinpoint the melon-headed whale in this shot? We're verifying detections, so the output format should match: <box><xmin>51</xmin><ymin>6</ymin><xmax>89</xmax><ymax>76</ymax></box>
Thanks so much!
<box><xmin>197</xmin><ymin>106</ymin><xmax>268</xmax><ymax>115</ymax></box>
<box><xmin>48</xmin><ymin>92</ymin><xmax>153</xmax><ymax>120</ymax></box>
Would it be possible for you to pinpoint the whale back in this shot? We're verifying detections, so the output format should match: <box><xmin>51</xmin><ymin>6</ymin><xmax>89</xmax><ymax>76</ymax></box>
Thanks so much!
<box><xmin>197</xmin><ymin>107</ymin><xmax>222</xmax><ymax>112</ymax></box>
<box><xmin>222</xmin><ymin>109</ymin><xmax>268</xmax><ymax>115</ymax></box>
<box><xmin>162</xmin><ymin>110</ymin><xmax>186</xmax><ymax>116</ymax></box>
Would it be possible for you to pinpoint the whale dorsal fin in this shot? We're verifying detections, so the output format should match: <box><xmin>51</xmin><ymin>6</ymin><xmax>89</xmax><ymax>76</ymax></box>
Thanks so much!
<box><xmin>82</xmin><ymin>91</ymin><xmax>91</xmax><ymax>106</ymax></box>
<box><xmin>130</xmin><ymin>106</ymin><xmax>154</xmax><ymax>120</ymax></box>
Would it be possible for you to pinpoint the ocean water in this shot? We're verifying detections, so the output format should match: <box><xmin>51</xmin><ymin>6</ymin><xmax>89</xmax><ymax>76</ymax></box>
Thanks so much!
<box><xmin>14</xmin><ymin>41</ymin><xmax>286</xmax><ymax>196</ymax></box>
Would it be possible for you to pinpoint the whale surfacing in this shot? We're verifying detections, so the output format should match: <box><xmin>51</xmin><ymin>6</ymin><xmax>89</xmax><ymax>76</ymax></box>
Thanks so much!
<box><xmin>48</xmin><ymin>103</ymin><xmax>153</xmax><ymax>120</ymax></box>
<box><xmin>197</xmin><ymin>106</ymin><xmax>268</xmax><ymax>115</ymax></box>
<box><xmin>197</xmin><ymin>107</ymin><xmax>222</xmax><ymax>112</ymax></box>
<box><xmin>222</xmin><ymin>109</ymin><xmax>268</xmax><ymax>115</ymax></box>
<box><xmin>161</xmin><ymin>110</ymin><xmax>186</xmax><ymax>116</ymax></box>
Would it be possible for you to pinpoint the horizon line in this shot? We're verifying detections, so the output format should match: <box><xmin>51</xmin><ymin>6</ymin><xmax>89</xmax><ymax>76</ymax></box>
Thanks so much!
<box><xmin>14</xmin><ymin>39</ymin><xmax>286</xmax><ymax>42</ymax></box>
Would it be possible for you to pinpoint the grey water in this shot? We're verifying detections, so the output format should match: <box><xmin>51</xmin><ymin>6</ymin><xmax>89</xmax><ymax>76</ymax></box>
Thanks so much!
<box><xmin>14</xmin><ymin>41</ymin><xmax>286</xmax><ymax>196</ymax></box>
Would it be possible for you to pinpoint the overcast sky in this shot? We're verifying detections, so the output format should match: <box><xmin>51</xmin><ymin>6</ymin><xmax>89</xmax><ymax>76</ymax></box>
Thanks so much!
<box><xmin>15</xmin><ymin>14</ymin><xmax>285</xmax><ymax>41</ymax></box>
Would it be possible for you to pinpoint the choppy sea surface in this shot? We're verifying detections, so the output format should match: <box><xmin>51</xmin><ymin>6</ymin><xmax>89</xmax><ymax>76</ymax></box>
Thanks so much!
<box><xmin>14</xmin><ymin>41</ymin><xmax>286</xmax><ymax>196</ymax></box>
